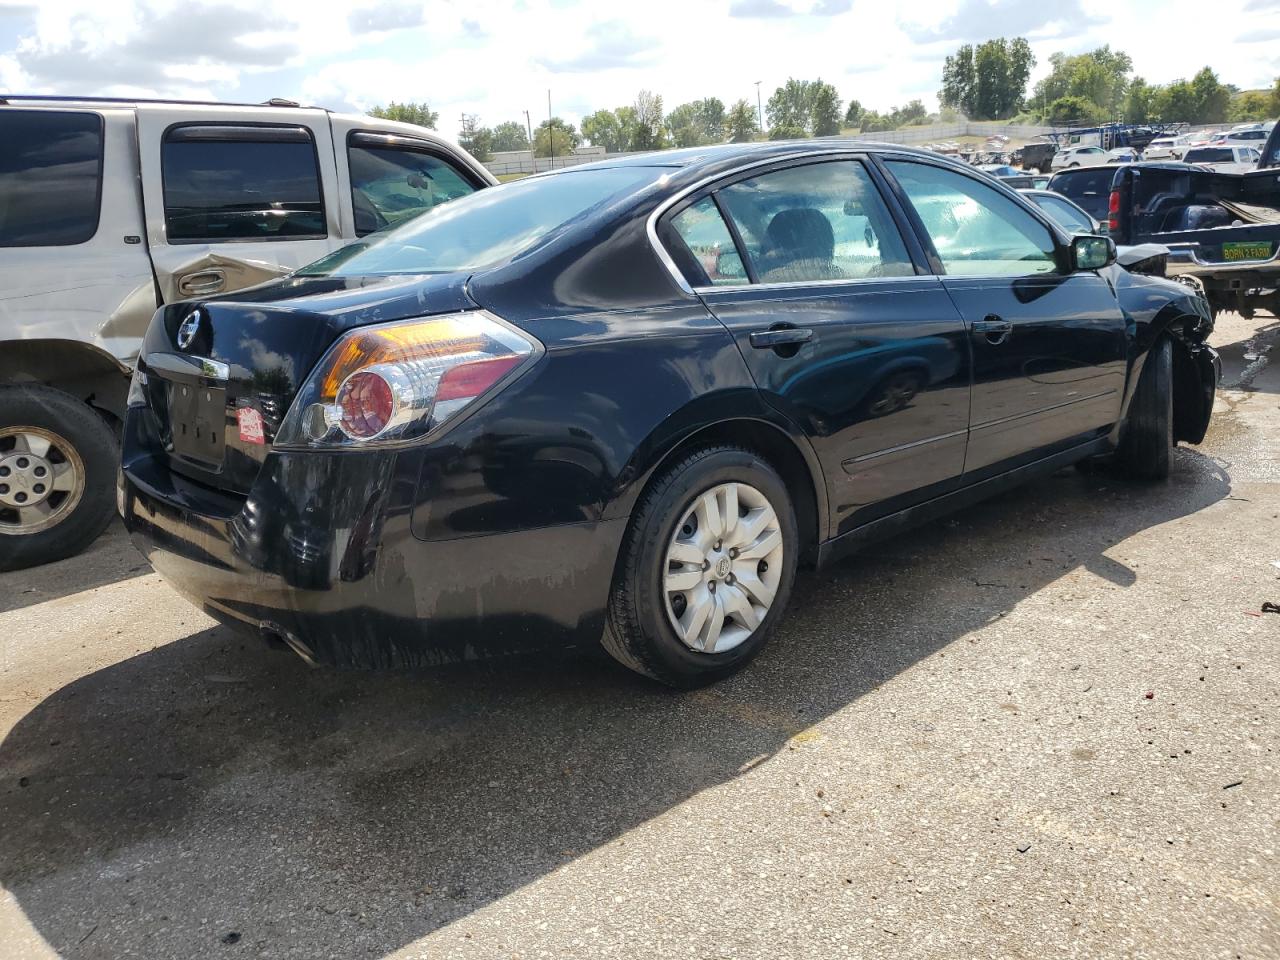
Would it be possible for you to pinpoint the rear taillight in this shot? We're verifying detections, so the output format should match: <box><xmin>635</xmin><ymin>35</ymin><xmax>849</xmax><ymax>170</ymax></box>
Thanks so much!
<box><xmin>1107</xmin><ymin>189</ymin><xmax>1121</xmax><ymax>233</ymax></box>
<box><xmin>275</xmin><ymin>310</ymin><xmax>540</xmax><ymax>449</ymax></box>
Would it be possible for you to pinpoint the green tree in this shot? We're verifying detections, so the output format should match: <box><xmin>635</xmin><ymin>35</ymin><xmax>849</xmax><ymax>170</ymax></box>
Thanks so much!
<box><xmin>858</xmin><ymin>110</ymin><xmax>893</xmax><ymax>132</ymax></box>
<box><xmin>369</xmin><ymin>101</ymin><xmax>439</xmax><ymax>129</ymax></box>
<box><xmin>810</xmin><ymin>82</ymin><xmax>842</xmax><ymax>136</ymax></box>
<box><xmin>766</xmin><ymin>78</ymin><xmax>812</xmax><ymax>134</ymax></box>
<box><xmin>1272</xmin><ymin>76</ymin><xmax>1280</xmax><ymax>117</ymax></box>
<box><xmin>941</xmin><ymin>37</ymin><xmax>1033</xmax><ymax>119</ymax></box>
<box><xmin>490</xmin><ymin>121</ymin><xmax>529</xmax><ymax>152</ymax></box>
<box><xmin>533</xmin><ymin>117</ymin><xmax>580</xmax><ymax>158</ymax></box>
<box><xmin>582</xmin><ymin>108</ymin><xmax>633</xmax><ymax>152</ymax></box>
<box><xmin>726</xmin><ymin>99</ymin><xmax>758</xmax><ymax>142</ymax></box>
<box><xmin>457</xmin><ymin>114</ymin><xmax>493</xmax><ymax>161</ymax></box>
<box><xmin>890</xmin><ymin>100</ymin><xmax>929</xmax><ymax>126</ymax></box>
<box><xmin>631</xmin><ymin>90</ymin><xmax>666</xmax><ymax>150</ymax></box>
<box><xmin>843</xmin><ymin>99</ymin><xmax>862</xmax><ymax>128</ymax></box>
<box><xmin>1033</xmin><ymin>46</ymin><xmax>1132</xmax><ymax>119</ymax></box>
<box><xmin>1190</xmin><ymin>67</ymin><xmax>1231</xmax><ymax>124</ymax></box>
<box><xmin>1229</xmin><ymin>91</ymin><xmax>1272</xmax><ymax>122</ymax></box>
<box><xmin>1047</xmin><ymin>95</ymin><xmax>1104</xmax><ymax>126</ymax></box>
<box><xmin>664</xmin><ymin>97</ymin><xmax>727</xmax><ymax>147</ymax></box>
<box><xmin>765</xmin><ymin>78</ymin><xmax>842</xmax><ymax>137</ymax></box>
<box><xmin>1123</xmin><ymin>77</ymin><xmax>1155</xmax><ymax>123</ymax></box>
<box><xmin>1148</xmin><ymin>68</ymin><xmax>1233</xmax><ymax>123</ymax></box>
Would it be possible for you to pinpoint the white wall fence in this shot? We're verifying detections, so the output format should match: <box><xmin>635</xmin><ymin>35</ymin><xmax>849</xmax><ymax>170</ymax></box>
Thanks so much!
<box><xmin>480</xmin><ymin>121</ymin><xmax>1062</xmax><ymax>176</ymax></box>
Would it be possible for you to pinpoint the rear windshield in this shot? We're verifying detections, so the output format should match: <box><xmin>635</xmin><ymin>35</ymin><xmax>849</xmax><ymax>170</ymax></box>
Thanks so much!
<box><xmin>1184</xmin><ymin>148</ymin><xmax>1233</xmax><ymax>163</ymax></box>
<box><xmin>1047</xmin><ymin>168</ymin><xmax>1116</xmax><ymax>220</ymax></box>
<box><xmin>300</xmin><ymin>166</ymin><xmax>660</xmax><ymax>277</ymax></box>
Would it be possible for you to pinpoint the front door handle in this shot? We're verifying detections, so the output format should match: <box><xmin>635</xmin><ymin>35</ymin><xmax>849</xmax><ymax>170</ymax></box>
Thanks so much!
<box><xmin>178</xmin><ymin>270</ymin><xmax>226</xmax><ymax>297</ymax></box>
<box><xmin>972</xmin><ymin>315</ymin><xmax>1012</xmax><ymax>345</ymax></box>
<box><xmin>749</xmin><ymin>326</ymin><xmax>814</xmax><ymax>350</ymax></box>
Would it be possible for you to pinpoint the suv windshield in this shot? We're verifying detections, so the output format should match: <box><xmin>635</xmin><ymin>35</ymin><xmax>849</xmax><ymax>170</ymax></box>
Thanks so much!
<box><xmin>300</xmin><ymin>166</ymin><xmax>659</xmax><ymax>277</ymax></box>
<box><xmin>1184</xmin><ymin>148</ymin><xmax>1233</xmax><ymax>163</ymax></box>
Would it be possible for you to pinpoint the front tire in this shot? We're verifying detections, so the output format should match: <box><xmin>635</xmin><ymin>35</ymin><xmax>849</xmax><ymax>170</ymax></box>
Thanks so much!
<box><xmin>1114</xmin><ymin>337</ymin><xmax>1173</xmax><ymax>481</ymax></box>
<box><xmin>603</xmin><ymin>446</ymin><xmax>799</xmax><ymax>687</ymax></box>
<box><xmin>0</xmin><ymin>384</ymin><xmax>119</xmax><ymax>571</ymax></box>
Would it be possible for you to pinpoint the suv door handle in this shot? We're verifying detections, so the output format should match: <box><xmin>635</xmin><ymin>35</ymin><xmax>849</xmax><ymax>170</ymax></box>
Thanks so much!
<box><xmin>972</xmin><ymin>315</ymin><xmax>1012</xmax><ymax>344</ymax></box>
<box><xmin>749</xmin><ymin>326</ymin><xmax>814</xmax><ymax>350</ymax></box>
<box><xmin>178</xmin><ymin>270</ymin><xmax>226</xmax><ymax>297</ymax></box>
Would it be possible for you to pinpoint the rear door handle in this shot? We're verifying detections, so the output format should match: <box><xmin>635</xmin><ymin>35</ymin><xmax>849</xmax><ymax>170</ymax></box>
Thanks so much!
<box><xmin>972</xmin><ymin>315</ymin><xmax>1012</xmax><ymax>344</ymax></box>
<box><xmin>749</xmin><ymin>327</ymin><xmax>814</xmax><ymax>349</ymax></box>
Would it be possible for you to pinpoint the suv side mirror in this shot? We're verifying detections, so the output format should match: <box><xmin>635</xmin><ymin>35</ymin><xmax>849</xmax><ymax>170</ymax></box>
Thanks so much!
<box><xmin>1072</xmin><ymin>234</ymin><xmax>1116</xmax><ymax>271</ymax></box>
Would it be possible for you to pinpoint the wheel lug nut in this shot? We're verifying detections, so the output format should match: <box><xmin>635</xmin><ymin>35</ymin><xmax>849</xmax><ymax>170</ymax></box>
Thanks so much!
<box><xmin>33</xmin><ymin>484</ymin><xmax>45</xmax><ymax>494</ymax></box>
<box><xmin>714</xmin><ymin>540</ymin><xmax>722</xmax><ymax>551</ymax></box>
<box><xmin>726</xmin><ymin>573</ymin><xmax>735</xmax><ymax>584</ymax></box>
<box><xmin>15</xmin><ymin>458</ymin><xmax>28</xmax><ymax>469</ymax></box>
<box><xmin>15</xmin><ymin>492</ymin><xmax>26</xmax><ymax>503</ymax></box>
<box><xmin>702</xmin><ymin>559</ymin><xmax>710</xmax><ymax>570</ymax></box>
<box><xmin>708</xmin><ymin>581</ymin><xmax>716</xmax><ymax>592</ymax></box>
<box><xmin>33</xmin><ymin>466</ymin><xmax>46</xmax><ymax>478</ymax></box>
<box><xmin>729</xmin><ymin>548</ymin><xmax>738</xmax><ymax>558</ymax></box>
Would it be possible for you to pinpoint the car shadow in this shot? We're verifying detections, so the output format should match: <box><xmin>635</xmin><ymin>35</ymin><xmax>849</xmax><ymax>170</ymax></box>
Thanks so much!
<box><xmin>0</xmin><ymin>448</ymin><xmax>1230</xmax><ymax>958</ymax></box>
<box><xmin>0</xmin><ymin>522</ymin><xmax>151</xmax><ymax>615</ymax></box>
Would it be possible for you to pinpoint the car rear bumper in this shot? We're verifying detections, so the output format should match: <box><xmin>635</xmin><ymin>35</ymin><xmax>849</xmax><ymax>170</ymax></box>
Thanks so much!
<box><xmin>119</xmin><ymin>449</ymin><xmax>626</xmax><ymax>669</ymax></box>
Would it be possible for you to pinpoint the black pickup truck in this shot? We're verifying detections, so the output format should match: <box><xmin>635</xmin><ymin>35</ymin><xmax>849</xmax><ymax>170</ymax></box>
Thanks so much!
<box><xmin>1049</xmin><ymin>161</ymin><xmax>1280</xmax><ymax>318</ymax></box>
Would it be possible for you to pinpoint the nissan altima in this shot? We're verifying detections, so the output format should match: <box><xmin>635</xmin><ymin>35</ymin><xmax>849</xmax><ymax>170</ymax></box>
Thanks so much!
<box><xmin>119</xmin><ymin>141</ymin><xmax>1219</xmax><ymax>687</ymax></box>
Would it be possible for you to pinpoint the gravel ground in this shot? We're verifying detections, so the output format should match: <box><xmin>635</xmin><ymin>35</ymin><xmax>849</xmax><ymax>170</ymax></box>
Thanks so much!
<box><xmin>0</xmin><ymin>313</ymin><xmax>1277</xmax><ymax>960</ymax></box>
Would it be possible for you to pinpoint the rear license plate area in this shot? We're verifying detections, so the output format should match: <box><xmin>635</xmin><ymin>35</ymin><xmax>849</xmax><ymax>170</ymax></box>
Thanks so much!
<box><xmin>1222</xmin><ymin>241</ymin><xmax>1272</xmax><ymax>262</ymax></box>
<box><xmin>168</xmin><ymin>381</ymin><xmax>226</xmax><ymax>467</ymax></box>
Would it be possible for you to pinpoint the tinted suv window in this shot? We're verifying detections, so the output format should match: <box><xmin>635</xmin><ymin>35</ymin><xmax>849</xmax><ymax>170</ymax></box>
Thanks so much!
<box><xmin>1047</xmin><ymin>168</ymin><xmax>1116</xmax><ymax>220</ymax></box>
<box><xmin>349</xmin><ymin>138</ymin><xmax>478</xmax><ymax>235</ymax></box>
<box><xmin>886</xmin><ymin>161</ymin><xmax>1057</xmax><ymax>277</ymax></box>
<box><xmin>0</xmin><ymin>110</ymin><xmax>102</xmax><ymax>247</ymax></box>
<box><xmin>162</xmin><ymin>127</ymin><xmax>325</xmax><ymax>242</ymax></box>
<box><xmin>1184</xmin><ymin>148</ymin><xmax>1233</xmax><ymax>163</ymax></box>
<box><xmin>716</xmin><ymin>160</ymin><xmax>914</xmax><ymax>283</ymax></box>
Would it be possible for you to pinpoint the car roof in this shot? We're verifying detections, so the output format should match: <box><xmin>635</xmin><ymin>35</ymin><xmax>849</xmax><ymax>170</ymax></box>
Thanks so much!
<box><xmin>567</xmin><ymin>138</ymin><xmax>946</xmax><ymax>174</ymax></box>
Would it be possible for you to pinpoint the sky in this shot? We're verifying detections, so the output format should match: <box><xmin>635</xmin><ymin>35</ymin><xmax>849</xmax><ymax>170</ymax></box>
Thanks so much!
<box><xmin>1</xmin><ymin>0</ymin><xmax>1278</xmax><ymax>143</ymax></box>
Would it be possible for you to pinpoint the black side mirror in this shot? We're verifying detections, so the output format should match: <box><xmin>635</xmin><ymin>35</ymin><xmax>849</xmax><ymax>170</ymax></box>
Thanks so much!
<box><xmin>1072</xmin><ymin>234</ymin><xmax>1116</xmax><ymax>271</ymax></box>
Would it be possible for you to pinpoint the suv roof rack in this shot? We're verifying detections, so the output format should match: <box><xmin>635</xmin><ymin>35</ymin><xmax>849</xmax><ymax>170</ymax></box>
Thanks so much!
<box><xmin>0</xmin><ymin>94</ymin><xmax>316</xmax><ymax>110</ymax></box>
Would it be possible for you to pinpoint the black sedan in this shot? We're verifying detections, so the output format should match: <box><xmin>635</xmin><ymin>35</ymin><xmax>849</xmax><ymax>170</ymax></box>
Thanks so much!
<box><xmin>120</xmin><ymin>141</ymin><xmax>1220</xmax><ymax>687</ymax></box>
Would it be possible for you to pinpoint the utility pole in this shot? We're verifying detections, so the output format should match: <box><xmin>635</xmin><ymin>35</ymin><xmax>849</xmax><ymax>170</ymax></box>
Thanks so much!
<box><xmin>755</xmin><ymin>80</ymin><xmax>764</xmax><ymax>137</ymax></box>
<box><xmin>523</xmin><ymin>110</ymin><xmax>533</xmax><ymax>149</ymax></box>
<box><xmin>547</xmin><ymin>89</ymin><xmax>554</xmax><ymax>166</ymax></box>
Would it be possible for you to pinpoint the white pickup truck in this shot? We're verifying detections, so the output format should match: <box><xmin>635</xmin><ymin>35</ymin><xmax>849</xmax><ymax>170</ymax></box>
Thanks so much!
<box><xmin>0</xmin><ymin>96</ymin><xmax>494</xmax><ymax>570</ymax></box>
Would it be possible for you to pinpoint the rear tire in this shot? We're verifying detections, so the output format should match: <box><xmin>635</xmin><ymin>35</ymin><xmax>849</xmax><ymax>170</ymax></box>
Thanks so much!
<box><xmin>0</xmin><ymin>384</ymin><xmax>118</xmax><ymax>571</ymax></box>
<box><xmin>1114</xmin><ymin>338</ymin><xmax>1173</xmax><ymax>481</ymax></box>
<box><xmin>603</xmin><ymin>446</ymin><xmax>799</xmax><ymax>688</ymax></box>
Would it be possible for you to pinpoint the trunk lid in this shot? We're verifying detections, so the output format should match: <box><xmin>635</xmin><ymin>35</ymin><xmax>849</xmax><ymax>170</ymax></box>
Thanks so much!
<box><xmin>137</xmin><ymin>272</ymin><xmax>476</xmax><ymax>494</ymax></box>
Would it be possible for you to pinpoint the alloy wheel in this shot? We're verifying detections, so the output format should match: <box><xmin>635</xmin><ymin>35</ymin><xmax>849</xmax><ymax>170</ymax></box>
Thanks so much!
<box><xmin>0</xmin><ymin>427</ymin><xmax>85</xmax><ymax>536</ymax></box>
<box><xmin>662</xmin><ymin>481</ymin><xmax>784</xmax><ymax>654</ymax></box>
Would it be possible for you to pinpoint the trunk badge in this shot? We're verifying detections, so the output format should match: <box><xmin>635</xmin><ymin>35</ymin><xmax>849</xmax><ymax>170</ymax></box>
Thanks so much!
<box><xmin>176</xmin><ymin>309</ymin><xmax>204</xmax><ymax>350</ymax></box>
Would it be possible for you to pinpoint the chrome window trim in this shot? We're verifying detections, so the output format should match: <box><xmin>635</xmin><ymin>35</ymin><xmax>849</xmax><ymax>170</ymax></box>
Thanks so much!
<box><xmin>693</xmin><ymin>273</ymin><xmax>938</xmax><ymax>295</ymax></box>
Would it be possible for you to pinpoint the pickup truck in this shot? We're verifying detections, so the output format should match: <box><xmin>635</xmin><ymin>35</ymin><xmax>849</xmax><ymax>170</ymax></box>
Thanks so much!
<box><xmin>1048</xmin><ymin>161</ymin><xmax>1280</xmax><ymax>318</ymax></box>
<box><xmin>0</xmin><ymin>96</ymin><xmax>494</xmax><ymax>570</ymax></box>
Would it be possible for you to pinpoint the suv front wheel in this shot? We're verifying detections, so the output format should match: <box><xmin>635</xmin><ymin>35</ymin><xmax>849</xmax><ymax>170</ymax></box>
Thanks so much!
<box><xmin>0</xmin><ymin>385</ymin><xmax>118</xmax><ymax>571</ymax></box>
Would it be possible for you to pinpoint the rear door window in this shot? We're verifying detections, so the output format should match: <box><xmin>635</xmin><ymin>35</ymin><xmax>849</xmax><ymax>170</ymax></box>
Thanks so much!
<box><xmin>348</xmin><ymin>134</ymin><xmax>480</xmax><ymax>235</ymax></box>
<box><xmin>161</xmin><ymin>125</ymin><xmax>326</xmax><ymax>242</ymax></box>
<box><xmin>715</xmin><ymin>160</ymin><xmax>914</xmax><ymax>283</ymax></box>
<box><xmin>0</xmin><ymin>110</ymin><xmax>103</xmax><ymax>247</ymax></box>
<box><xmin>1034</xmin><ymin>195</ymin><xmax>1094</xmax><ymax>234</ymax></box>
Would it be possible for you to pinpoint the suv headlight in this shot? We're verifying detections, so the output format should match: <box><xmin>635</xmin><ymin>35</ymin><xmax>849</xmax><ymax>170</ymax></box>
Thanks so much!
<box><xmin>274</xmin><ymin>310</ymin><xmax>541</xmax><ymax>449</ymax></box>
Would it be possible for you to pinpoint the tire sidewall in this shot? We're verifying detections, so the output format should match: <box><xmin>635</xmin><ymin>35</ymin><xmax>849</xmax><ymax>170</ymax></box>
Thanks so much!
<box><xmin>627</xmin><ymin>449</ymin><xmax>799</xmax><ymax>684</ymax></box>
<box><xmin>0</xmin><ymin>385</ymin><xmax>118</xmax><ymax>571</ymax></box>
